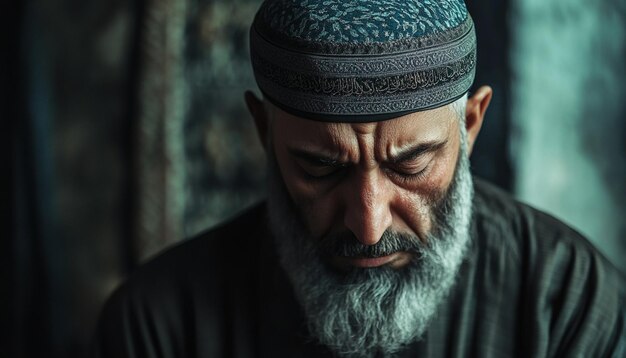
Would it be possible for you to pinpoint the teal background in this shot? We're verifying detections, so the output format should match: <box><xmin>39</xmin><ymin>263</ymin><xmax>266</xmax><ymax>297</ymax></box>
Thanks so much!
<box><xmin>510</xmin><ymin>0</ymin><xmax>626</xmax><ymax>274</ymax></box>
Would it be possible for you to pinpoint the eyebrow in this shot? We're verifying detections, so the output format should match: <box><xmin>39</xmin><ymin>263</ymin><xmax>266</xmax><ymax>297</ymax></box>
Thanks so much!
<box><xmin>388</xmin><ymin>140</ymin><xmax>447</xmax><ymax>164</ymax></box>
<box><xmin>288</xmin><ymin>140</ymin><xmax>447</xmax><ymax>166</ymax></box>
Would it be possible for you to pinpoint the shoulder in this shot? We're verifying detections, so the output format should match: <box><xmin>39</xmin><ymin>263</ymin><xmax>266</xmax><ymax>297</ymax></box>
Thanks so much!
<box><xmin>471</xmin><ymin>178</ymin><xmax>625</xmax><ymax>356</ymax></box>
<box><xmin>471</xmin><ymin>177</ymin><xmax>622</xmax><ymax>287</ymax></box>
<box><xmin>92</xmin><ymin>202</ymin><xmax>270</xmax><ymax>357</ymax></box>
<box><xmin>472</xmin><ymin>177</ymin><xmax>611</xmax><ymax>269</ymax></box>
<box><xmin>123</xmin><ymin>202</ymin><xmax>268</xmax><ymax>294</ymax></box>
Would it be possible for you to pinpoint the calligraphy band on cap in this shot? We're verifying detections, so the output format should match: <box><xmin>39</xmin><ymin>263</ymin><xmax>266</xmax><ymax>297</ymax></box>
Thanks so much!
<box><xmin>250</xmin><ymin>0</ymin><xmax>477</xmax><ymax>122</ymax></box>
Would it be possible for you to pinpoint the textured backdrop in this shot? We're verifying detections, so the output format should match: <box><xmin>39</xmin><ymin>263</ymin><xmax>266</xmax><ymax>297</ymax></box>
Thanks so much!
<box><xmin>6</xmin><ymin>0</ymin><xmax>625</xmax><ymax>357</ymax></box>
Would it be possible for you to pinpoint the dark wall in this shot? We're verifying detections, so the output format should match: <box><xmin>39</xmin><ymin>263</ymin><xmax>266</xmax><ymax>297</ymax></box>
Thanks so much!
<box><xmin>467</xmin><ymin>0</ymin><xmax>514</xmax><ymax>190</ymax></box>
<box><xmin>7</xmin><ymin>0</ymin><xmax>135</xmax><ymax>356</ymax></box>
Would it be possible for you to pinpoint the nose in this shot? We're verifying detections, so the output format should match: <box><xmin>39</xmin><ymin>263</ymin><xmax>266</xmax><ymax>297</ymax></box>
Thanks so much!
<box><xmin>343</xmin><ymin>170</ymin><xmax>393</xmax><ymax>246</ymax></box>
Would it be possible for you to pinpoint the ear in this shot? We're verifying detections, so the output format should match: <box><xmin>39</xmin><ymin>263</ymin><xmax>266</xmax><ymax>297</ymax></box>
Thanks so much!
<box><xmin>464</xmin><ymin>85</ymin><xmax>492</xmax><ymax>156</ymax></box>
<box><xmin>244</xmin><ymin>90</ymin><xmax>269</xmax><ymax>150</ymax></box>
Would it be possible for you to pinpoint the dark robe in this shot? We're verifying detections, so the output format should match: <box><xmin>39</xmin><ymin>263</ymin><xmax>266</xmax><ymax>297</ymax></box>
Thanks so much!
<box><xmin>92</xmin><ymin>179</ymin><xmax>625</xmax><ymax>357</ymax></box>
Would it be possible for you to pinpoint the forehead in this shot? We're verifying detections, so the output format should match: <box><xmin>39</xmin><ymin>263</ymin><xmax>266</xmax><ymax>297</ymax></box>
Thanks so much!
<box><xmin>269</xmin><ymin>103</ymin><xmax>456</xmax><ymax>152</ymax></box>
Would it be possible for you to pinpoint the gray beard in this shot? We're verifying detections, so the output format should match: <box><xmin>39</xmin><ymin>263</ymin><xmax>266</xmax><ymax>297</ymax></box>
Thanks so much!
<box><xmin>267</xmin><ymin>132</ymin><xmax>474</xmax><ymax>357</ymax></box>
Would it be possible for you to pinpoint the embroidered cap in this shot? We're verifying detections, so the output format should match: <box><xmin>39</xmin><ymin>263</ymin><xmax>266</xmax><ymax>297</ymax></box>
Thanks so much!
<box><xmin>250</xmin><ymin>0</ymin><xmax>476</xmax><ymax>122</ymax></box>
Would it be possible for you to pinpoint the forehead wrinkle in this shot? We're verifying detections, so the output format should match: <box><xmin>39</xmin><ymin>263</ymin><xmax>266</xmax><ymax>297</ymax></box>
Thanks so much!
<box><xmin>324</xmin><ymin>123</ymin><xmax>360</xmax><ymax>162</ymax></box>
<box><xmin>380</xmin><ymin>108</ymin><xmax>455</xmax><ymax>160</ymax></box>
<box><xmin>307</xmin><ymin>122</ymin><xmax>377</xmax><ymax>164</ymax></box>
<box><xmin>284</xmin><ymin>122</ymin><xmax>359</xmax><ymax>163</ymax></box>
<box><xmin>274</xmin><ymin>109</ymin><xmax>352</xmax><ymax>156</ymax></box>
<box><xmin>350</xmin><ymin>122</ymin><xmax>380</xmax><ymax>166</ymax></box>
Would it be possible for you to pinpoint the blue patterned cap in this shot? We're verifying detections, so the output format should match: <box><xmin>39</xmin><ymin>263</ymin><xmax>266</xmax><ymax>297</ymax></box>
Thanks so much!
<box><xmin>250</xmin><ymin>0</ymin><xmax>476</xmax><ymax>122</ymax></box>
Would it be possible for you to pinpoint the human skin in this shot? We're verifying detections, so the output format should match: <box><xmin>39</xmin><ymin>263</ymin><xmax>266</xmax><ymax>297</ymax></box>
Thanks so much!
<box><xmin>245</xmin><ymin>86</ymin><xmax>492</xmax><ymax>269</ymax></box>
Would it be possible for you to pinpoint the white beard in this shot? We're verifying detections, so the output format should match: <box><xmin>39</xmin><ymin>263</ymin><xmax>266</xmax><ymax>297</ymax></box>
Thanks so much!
<box><xmin>267</xmin><ymin>130</ymin><xmax>474</xmax><ymax>357</ymax></box>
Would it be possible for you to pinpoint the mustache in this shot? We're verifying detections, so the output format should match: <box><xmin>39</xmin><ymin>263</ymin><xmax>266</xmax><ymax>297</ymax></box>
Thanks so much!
<box><xmin>317</xmin><ymin>230</ymin><xmax>424</xmax><ymax>258</ymax></box>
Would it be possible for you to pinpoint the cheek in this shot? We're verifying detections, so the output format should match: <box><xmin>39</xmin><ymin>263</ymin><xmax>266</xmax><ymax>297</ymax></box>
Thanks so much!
<box><xmin>287</xmin><ymin>185</ymin><xmax>341</xmax><ymax>239</ymax></box>
<box><xmin>421</xmin><ymin>149</ymin><xmax>458</xmax><ymax>199</ymax></box>
<box><xmin>394</xmin><ymin>146</ymin><xmax>459</xmax><ymax>237</ymax></box>
<box><xmin>418</xmin><ymin>135</ymin><xmax>460</xmax><ymax>200</ymax></box>
<box><xmin>298</xmin><ymin>196</ymin><xmax>341</xmax><ymax>238</ymax></box>
<box><xmin>275</xmin><ymin>155</ymin><xmax>341</xmax><ymax>238</ymax></box>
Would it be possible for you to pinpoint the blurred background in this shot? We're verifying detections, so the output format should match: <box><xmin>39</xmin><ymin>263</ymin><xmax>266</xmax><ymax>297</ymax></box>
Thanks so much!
<box><xmin>3</xmin><ymin>0</ymin><xmax>625</xmax><ymax>357</ymax></box>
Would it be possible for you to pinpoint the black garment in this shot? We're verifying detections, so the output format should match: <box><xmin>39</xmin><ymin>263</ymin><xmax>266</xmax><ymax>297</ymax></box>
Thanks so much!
<box><xmin>92</xmin><ymin>179</ymin><xmax>625</xmax><ymax>357</ymax></box>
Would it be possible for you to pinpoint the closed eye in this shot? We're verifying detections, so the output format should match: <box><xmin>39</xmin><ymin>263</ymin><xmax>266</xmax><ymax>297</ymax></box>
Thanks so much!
<box><xmin>388</xmin><ymin>141</ymin><xmax>446</xmax><ymax>165</ymax></box>
<box><xmin>385</xmin><ymin>140</ymin><xmax>445</xmax><ymax>181</ymax></box>
<box><xmin>391</xmin><ymin>163</ymin><xmax>429</xmax><ymax>176</ymax></box>
<box><xmin>388</xmin><ymin>163</ymin><xmax>430</xmax><ymax>179</ymax></box>
<box><xmin>289</xmin><ymin>149</ymin><xmax>349</xmax><ymax>179</ymax></box>
<box><xmin>299</xmin><ymin>162</ymin><xmax>348</xmax><ymax>178</ymax></box>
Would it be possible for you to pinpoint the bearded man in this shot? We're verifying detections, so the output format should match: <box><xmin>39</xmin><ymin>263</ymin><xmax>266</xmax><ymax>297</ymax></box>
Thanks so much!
<box><xmin>93</xmin><ymin>0</ymin><xmax>624</xmax><ymax>357</ymax></box>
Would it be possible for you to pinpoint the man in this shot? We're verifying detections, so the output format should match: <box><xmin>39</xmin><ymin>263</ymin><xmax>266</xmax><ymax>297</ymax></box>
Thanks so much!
<box><xmin>93</xmin><ymin>0</ymin><xmax>624</xmax><ymax>357</ymax></box>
